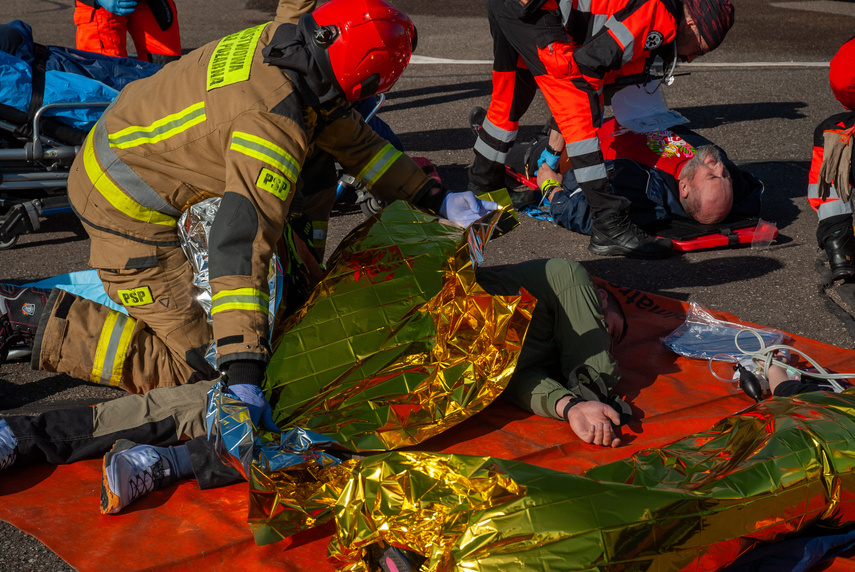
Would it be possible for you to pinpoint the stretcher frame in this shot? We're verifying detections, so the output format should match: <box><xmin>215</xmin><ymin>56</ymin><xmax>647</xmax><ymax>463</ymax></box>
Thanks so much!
<box><xmin>0</xmin><ymin>100</ymin><xmax>109</xmax><ymax>249</ymax></box>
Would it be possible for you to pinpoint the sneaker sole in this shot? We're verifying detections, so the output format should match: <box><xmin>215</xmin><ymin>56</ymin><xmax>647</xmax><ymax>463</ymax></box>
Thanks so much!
<box><xmin>100</xmin><ymin>439</ymin><xmax>137</xmax><ymax>515</ymax></box>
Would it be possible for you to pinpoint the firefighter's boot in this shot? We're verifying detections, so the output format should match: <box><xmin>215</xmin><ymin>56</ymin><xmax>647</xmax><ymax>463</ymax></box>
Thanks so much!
<box><xmin>0</xmin><ymin>285</ymin><xmax>50</xmax><ymax>364</ymax></box>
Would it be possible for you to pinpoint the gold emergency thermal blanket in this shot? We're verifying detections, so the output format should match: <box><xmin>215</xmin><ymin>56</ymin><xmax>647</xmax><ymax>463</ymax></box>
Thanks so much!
<box><xmin>244</xmin><ymin>201</ymin><xmax>534</xmax><ymax>544</ymax></box>
<box><xmin>328</xmin><ymin>390</ymin><xmax>855</xmax><ymax>571</ymax></box>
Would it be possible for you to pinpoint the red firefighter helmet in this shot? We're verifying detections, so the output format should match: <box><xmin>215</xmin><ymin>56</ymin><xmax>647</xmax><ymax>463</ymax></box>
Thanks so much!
<box><xmin>830</xmin><ymin>36</ymin><xmax>855</xmax><ymax>111</ymax></box>
<box><xmin>309</xmin><ymin>0</ymin><xmax>417</xmax><ymax>101</ymax></box>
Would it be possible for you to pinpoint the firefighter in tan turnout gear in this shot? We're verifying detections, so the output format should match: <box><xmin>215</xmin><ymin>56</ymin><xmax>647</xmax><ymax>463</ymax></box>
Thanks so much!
<box><xmin>0</xmin><ymin>0</ymin><xmax>496</xmax><ymax>427</ymax></box>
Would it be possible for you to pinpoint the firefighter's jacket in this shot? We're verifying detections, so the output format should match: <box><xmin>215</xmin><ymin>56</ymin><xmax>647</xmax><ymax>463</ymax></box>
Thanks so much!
<box><xmin>69</xmin><ymin>20</ymin><xmax>436</xmax><ymax>371</ymax></box>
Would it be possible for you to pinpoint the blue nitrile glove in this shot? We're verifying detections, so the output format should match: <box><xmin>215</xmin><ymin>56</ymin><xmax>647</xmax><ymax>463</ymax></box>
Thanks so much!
<box><xmin>440</xmin><ymin>191</ymin><xmax>499</xmax><ymax>228</ymax></box>
<box><xmin>535</xmin><ymin>146</ymin><xmax>561</xmax><ymax>174</ymax></box>
<box><xmin>228</xmin><ymin>384</ymin><xmax>279</xmax><ymax>432</ymax></box>
<box><xmin>97</xmin><ymin>0</ymin><xmax>138</xmax><ymax>16</ymax></box>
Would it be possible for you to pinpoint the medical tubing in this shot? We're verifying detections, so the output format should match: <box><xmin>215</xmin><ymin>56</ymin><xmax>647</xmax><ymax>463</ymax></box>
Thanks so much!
<box><xmin>709</xmin><ymin>328</ymin><xmax>852</xmax><ymax>392</ymax></box>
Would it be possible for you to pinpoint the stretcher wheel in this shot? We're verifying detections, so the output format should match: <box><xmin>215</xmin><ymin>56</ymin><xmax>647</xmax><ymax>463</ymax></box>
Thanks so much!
<box><xmin>0</xmin><ymin>233</ymin><xmax>18</xmax><ymax>250</ymax></box>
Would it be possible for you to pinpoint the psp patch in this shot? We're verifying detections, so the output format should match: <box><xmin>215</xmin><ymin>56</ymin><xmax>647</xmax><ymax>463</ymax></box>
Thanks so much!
<box><xmin>644</xmin><ymin>31</ymin><xmax>664</xmax><ymax>51</ymax></box>
<box><xmin>256</xmin><ymin>167</ymin><xmax>291</xmax><ymax>201</ymax></box>
<box><xmin>117</xmin><ymin>286</ymin><xmax>154</xmax><ymax>307</ymax></box>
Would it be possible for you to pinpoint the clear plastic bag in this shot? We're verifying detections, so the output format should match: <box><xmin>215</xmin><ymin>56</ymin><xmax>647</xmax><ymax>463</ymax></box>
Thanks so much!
<box><xmin>661</xmin><ymin>301</ymin><xmax>785</xmax><ymax>360</ymax></box>
<box><xmin>750</xmin><ymin>219</ymin><xmax>778</xmax><ymax>250</ymax></box>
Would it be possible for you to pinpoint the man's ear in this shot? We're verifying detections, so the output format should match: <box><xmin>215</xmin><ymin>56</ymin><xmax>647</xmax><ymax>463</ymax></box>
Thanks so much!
<box><xmin>598</xmin><ymin>288</ymin><xmax>609</xmax><ymax>312</ymax></box>
<box><xmin>678</xmin><ymin>177</ymin><xmax>690</xmax><ymax>198</ymax></box>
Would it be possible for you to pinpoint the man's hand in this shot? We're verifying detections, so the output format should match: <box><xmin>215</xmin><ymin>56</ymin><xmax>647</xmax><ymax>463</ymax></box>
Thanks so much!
<box><xmin>440</xmin><ymin>191</ymin><xmax>498</xmax><ymax>228</ymax></box>
<box><xmin>560</xmin><ymin>399</ymin><xmax>621</xmax><ymax>448</ymax></box>
<box><xmin>97</xmin><ymin>0</ymin><xmax>138</xmax><ymax>16</ymax></box>
<box><xmin>228</xmin><ymin>384</ymin><xmax>280</xmax><ymax>432</ymax></box>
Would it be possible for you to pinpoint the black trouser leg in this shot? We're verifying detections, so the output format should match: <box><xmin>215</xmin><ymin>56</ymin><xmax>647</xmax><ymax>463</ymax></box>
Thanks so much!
<box><xmin>185</xmin><ymin>435</ymin><xmax>244</xmax><ymax>490</ymax></box>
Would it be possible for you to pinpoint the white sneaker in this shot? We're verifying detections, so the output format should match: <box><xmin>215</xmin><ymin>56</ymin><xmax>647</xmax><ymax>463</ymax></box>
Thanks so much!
<box><xmin>100</xmin><ymin>440</ymin><xmax>170</xmax><ymax>514</ymax></box>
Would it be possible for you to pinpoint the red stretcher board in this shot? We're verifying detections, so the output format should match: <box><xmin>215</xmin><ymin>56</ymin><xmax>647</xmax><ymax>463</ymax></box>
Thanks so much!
<box><xmin>504</xmin><ymin>166</ymin><xmax>777</xmax><ymax>252</ymax></box>
<box><xmin>0</xmin><ymin>286</ymin><xmax>851</xmax><ymax>571</ymax></box>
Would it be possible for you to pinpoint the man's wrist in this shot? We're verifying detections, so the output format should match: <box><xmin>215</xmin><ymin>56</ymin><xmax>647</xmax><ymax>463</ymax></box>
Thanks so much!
<box><xmin>545</xmin><ymin>142</ymin><xmax>561</xmax><ymax>156</ymax></box>
<box><xmin>557</xmin><ymin>395</ymin><xmax>585</xmax><ymax>422</ymax></box>
<box><xmin>539</xmin><ymin>178</ymin><xmax>561</xmax><ymax>193</ymax></box>
<box><xmin>222</xmin><ymin>360</ymin><xmax>266</xmax><ymax>388</ymax></box>
<box><xmin>417</xmin><ymin>184</ymin><xmax>448</xmax><ymax>215</ymax></box>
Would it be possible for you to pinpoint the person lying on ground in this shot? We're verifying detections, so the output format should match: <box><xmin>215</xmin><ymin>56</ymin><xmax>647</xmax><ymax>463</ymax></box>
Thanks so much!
<box><xmin>508</xmin><ymin>117</ymin><xmax>763</xmax><ymax>235</ymax></box>
<box><xmin>766</xmin><ymin>350</ymin><xmax>853</xmax><ymax>397</ymax></box>
<box><xmin>0</xmin><ymin>258</ymin><xmax>630</xmax><ymax>514</ymax></box>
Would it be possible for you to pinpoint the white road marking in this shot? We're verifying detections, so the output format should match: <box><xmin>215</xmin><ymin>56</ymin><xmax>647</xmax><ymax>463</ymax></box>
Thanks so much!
<box><xmin>411</xmin><ymin>55</ymin><xmax>832</xmax><ymax>68</ymax></box>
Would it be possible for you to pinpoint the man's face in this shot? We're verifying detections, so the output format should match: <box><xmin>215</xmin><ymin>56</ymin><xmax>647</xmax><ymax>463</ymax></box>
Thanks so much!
<box><xmin>675</xmin><ymin>12</ymin><xmax>709</xmax><ymax>63</ymax></box>
<box><xmin>688</xmin><ymin>153</ymin><xmax>734</xmax><ymax>224</ymax></box>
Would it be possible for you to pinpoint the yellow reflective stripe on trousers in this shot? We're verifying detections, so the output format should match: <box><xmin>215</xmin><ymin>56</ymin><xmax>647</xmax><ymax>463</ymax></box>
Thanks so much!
<box><xmin>357</xmin><ymin>144</ymin><xmax>402</xmax><ymax>187</ymax></box>
<box><xmin>90</xmin><ymin>310</ymin><xmax>136</xmax><ymax>386</ymax></box>
<box><xmin>83</xmin><ymin>133</ymin><xmax>178</xmax><ymax>227</ymax></box>
<box><xmin>107</xmin><ymin>102</ymin><xmax>207</xmax><ymax>149</ymax></box>
<box><xmin>230</xmin><ymin>132</ymin><xmax>299</xmax><ymax>182</ymax></box>
<box><xmin>211</xmin><ymin>288</ymin><xmax>269</xmax><ymax>315</ymax></box>
<box><xmin>310</xmin><ymin>220</ymin><xmax>328</xmax><ymax>248</ymax></box>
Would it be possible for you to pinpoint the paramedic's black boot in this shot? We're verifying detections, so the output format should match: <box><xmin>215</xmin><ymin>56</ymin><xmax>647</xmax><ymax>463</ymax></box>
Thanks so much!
<box><xmin>824</xmin><ymin>227</ymin><xmax>855</xmax><ymax>281</ymax></box>
<box><xmin>0</xmin><ymin>285</ymin><xmax>50</xmax><ymax>364</ymax></box>
<box><xmin>588</xmin><ymin>210</ymin><xmax>673</xmax><ymax>259</ymax></box>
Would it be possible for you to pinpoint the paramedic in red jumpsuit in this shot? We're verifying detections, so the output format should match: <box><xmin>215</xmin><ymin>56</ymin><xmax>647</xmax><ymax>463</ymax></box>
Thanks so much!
<box><xmin>468</xmin><ymin>0</ymin><xmax>734</xmax><ymax>259</ymax></box>
<box><xmin>808</xmin><ymin>34</ymin><xmax>855</xmax><ymax>281</ymax></box>
<box><xmin>74</xmin><ymin>0</ymin><xmax>181</xmax><ymax>65</ymax></box>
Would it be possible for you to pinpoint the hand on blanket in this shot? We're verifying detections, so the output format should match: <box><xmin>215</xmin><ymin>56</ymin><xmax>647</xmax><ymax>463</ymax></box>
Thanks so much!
<box><xmin>561</xmin><ymin>400</ymin><xmax>621</xmax><ymax>448</ymax></box>
<box><xmin>98</xmin><ymin>0</ymin><xmax>138</xmax><ymax>16</ymax></box>
<box><xmin>228</xmin><ymin>384</ymin><xmax>280</xmax><ymax>433</ymax></box>
<box><xmin>440</xmin><ymin>191</ymin><xmax>498</xmax><ymax>228</ymax></box>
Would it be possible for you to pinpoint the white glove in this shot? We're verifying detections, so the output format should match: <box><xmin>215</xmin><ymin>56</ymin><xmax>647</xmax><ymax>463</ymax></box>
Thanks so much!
<box><xmin>439</xmin><ymin>191</ymin><xmax>499</xmax><ymax>228</ymax></box>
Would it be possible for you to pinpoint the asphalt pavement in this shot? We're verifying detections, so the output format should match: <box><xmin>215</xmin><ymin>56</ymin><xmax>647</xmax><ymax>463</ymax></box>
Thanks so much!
<box><xmin>1</xmin><ymin>0</ymin><xmax>855</xmax><ymax>569</ymax></box>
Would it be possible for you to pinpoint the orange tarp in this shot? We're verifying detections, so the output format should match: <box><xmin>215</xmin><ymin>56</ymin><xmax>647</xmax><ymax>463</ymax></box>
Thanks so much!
<box><xmin>2</xmin><ymin>285</ymin><xmax>855</xmax><ymax>570</ymax></box>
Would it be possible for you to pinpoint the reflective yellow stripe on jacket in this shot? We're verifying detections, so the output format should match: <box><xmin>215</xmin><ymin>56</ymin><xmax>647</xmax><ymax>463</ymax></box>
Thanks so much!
<box><xmin>83</xmin><ymin>132</ymin><xmax>179</xmax><ymax>227</ymax></box>
<box><xmin>230</xmin><ymin>132</ymin><xmax>300</xmax><ymax>183</ymax></box>
<box><xmin>358</xmin><ymin>143</ymin><xmax>403</xmax><ymax>188</ymax></box>
<box><xmin>211</xmin><ymin>288</ymin><xmax>269</xmax><ymax>315</ymax></box>
<box><xmin>90</xmin><ymin>310</ymin><xmax>136</xmax><ymax>386</ymax></box>
<box><xmin>107</xmin><ymin>102</ymin><xmax>207</xmax><ymax>149</ymax></box>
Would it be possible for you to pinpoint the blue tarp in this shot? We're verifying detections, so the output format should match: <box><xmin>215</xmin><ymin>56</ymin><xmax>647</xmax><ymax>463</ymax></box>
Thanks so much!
<box><xmin>0</xmin><ymin>20</ymin><xmax>160</xmax><ymax>131</ymax></box>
